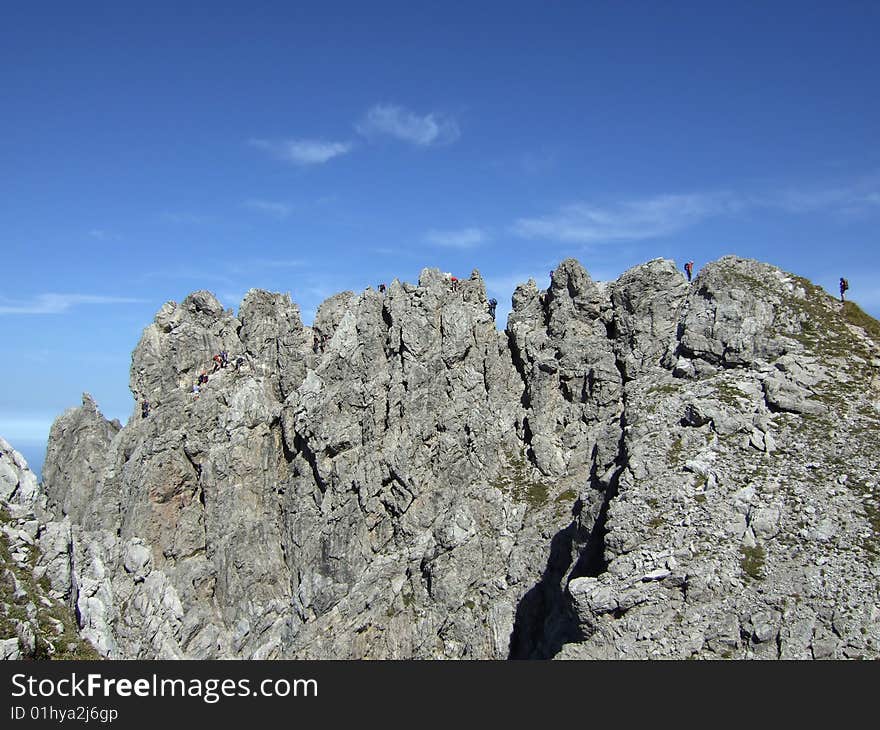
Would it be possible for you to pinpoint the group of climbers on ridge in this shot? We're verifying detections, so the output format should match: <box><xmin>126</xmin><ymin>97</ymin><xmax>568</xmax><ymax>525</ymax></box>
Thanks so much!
<box><xmin>376</xmin><ymin>274</ymin><xmax>498</xmax><ymax>319</ymax></box>
<box><xmin>141</xmin><ymin>349</ymin><xmax>247</xmax><ymax>415</ymax></box>
<box><xmin>191</xmin><ymin>350</ymin><xmax>247</xmax><ymax>400</ymax></box>
<box><xmin>683</xmin><ymin>261</ymin><xmax>853</xmax><ymax>305</ymax></box>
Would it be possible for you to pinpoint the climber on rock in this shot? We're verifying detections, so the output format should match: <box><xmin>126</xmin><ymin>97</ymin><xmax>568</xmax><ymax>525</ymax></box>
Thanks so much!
<box><xmin>685</xmin><ymin>261</ymin><xmax>694</xmax><ymax>282</ymax></box>
<box><xmin>198</xmin><ymin>370</ymin><xmax>209</xmax><ymax>386</ymax></box>
<box><xmin>450</xmin><ymin>275</ymin><xmax>459</xmax><ymax>292</ymax></box>
<box><xmin>220</xmin><ymin>350</ymin><xmax>229</xmax><ymax>368</ymax></box>
<box><xmin>488</xmin><ymin>298</ymin><xmax>497</xmax><ymax>319</ymax></box>
<box><xmin>840</xmin><ymin>277</ymin><xmax>849</xmax><ymax>302</ymax></box>
<box><xmin>235</xmin><ymin>355</ymin><xmax>246</xmax><ymax>371</ymax></box>
<box><xmin>378</xmin><ymin>283</ymin><xmax>386</xmax><ymax>294</ymax></box>
<box><xmin>211</xmin><ymin>354</ymin><xmax>223</xmax><ymax>373</ymax></box>
<box><xmin>141</xmin><ymin>400</ymin><xmax>150</xmax><ymax>418</ymax></box>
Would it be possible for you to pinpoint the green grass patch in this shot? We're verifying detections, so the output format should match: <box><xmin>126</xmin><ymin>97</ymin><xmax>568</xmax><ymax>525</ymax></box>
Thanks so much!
<box><xmin>490</xmin><ymin>449</ymin><xmax>551</xmax><ymax>510</ymax></box>
<box><xmin>845</xmin><ymin>479</ymin><xmax>880</xmax><ymax>558</ymax></box>
<box><xmin>0</xmin><ymin>505</ymin><xmax>100</xmax><ymax>660</ymax></box>
<box><xmin>668</xmin><ymin>437</ymin><xmax>683</xmax><ymax>467</ymax></box>
<box><xmin>713</xmin><ymin>380</ymin><xmax>747</xmax><ymax>407</ymax></box>
<box><xmin>842</xmin><ymin>301</ymin><xmax>880</xmax><ymax>343</ymax></box>
<box><xmin>740</xmin><ymin>545</ymin><xmax>766</xmax><ymax>580</ymax></box>
<box><xmin>556</xmin><ymin>488</ymin><xmax>577</xmax><ymax>504</ymax></box>
<box><xmin>649</xmin><ymin>383</ymin><xmax>679</xmax><ymax>397</ymax></box>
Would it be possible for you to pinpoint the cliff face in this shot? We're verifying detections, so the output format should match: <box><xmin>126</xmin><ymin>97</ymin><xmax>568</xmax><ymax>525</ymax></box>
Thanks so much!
<box><xmin>18</xmin><ymin>255</ymin><xmax>880</xmax><ymax>659</ymax></box>
<box><xmin>0</xmin><ymin>438</ymin><xmax>99</xmax><ymax>660</ymax></box>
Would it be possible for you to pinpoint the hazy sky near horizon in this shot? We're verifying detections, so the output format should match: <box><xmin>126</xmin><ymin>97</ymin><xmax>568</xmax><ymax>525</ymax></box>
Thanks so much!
<box><xmin>2</xmin><ymin>1</ymin><xmax>879</xmax><ymax>474</ymax></box>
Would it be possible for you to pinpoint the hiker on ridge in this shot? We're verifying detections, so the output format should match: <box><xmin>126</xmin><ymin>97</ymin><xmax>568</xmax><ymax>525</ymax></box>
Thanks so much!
<box><xmin>840</xmin><ymin>277</ymin><xmax>849</xmax><ymax>302</ymax></box>
<box><xmin>684</xmin><ymin>261</ymin><xmax>694</xmax><ymax>282</ymax></box>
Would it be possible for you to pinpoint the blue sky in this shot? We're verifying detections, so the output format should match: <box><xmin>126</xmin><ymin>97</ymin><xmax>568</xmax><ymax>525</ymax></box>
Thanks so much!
<box><xmin>2</xmin><ymin>1</ymin><xmax>879</xmax><ymax>476</ymax></box>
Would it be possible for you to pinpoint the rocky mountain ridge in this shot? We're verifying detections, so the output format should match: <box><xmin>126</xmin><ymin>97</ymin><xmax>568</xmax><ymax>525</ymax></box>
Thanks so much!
<box><xmin>3</xmin><ymin>255</ymin><xmax>879</xmax><ymax>659</ymax></box>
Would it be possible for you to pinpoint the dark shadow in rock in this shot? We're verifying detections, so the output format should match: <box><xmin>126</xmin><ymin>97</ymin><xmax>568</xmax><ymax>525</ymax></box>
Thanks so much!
<box><xmin>507</xmin><ymin>519</ymin><xmax>585</xmax><ymax>659</ymax></box>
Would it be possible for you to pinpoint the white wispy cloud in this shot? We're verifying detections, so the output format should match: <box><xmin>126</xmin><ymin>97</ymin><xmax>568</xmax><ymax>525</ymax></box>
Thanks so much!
<box><xmin>88</xmin><ymin>229</ymin><xmax>120</xmax><ymax>241</ymax></box>
<box><xmin>512</xmin><ymin>193</ymin><xmax>742</xmax><ymax>244</ymax></box>
<box><xmin>248</xmin><ymin>137</ymin><xmax>353</xmax><ymax>165</ymax></box>
<box><xmin>755</xmin><ymin>183</ymin><xmax>880</xmax><ymax>215</ymax></box>
<box><xmin>483</xmin><ymin>272</ymin><xmax>543</xmax><ymax>296</ymax></box>
<box><xmin>423</xmin><ymin>227</ymin><xmax>489</xmax><ymax>249</ymax></box>
<box><xmin>514</xmin><ymin>176</ymin><xmax>880</xmax><ymax>246</ymax></box>
<box><xmin>159</xmin><ymin>211</ymin><xmax>212</xmax><ymax>225</ymax></box>
<box><xmin>244</xmin><ymin>199</ymin><xmax>293</xmax><ymax>218</ymax></box>
<box><xmin>225</xmin><ymin>258</ymin><xmax>305</xmax><ymax>275</ymax></box>
<box><xmin>356</xmin><ymin>104</ymin><xmax>460</xmax><ymax>146</ymax></box>
<box><xmin>219</xmin><ymin>291</ymin><xmax>247</xmax><ymax>308</ymax></box>
<box><xmin>244</xmin><ymin>258</ymin><xmax>304</xmax><ymax>269</ymax></box>
<box><xmin>140</xmin><ymin>269</ymin><xmax>235</xmax><ymax>286</ymax></box>
<box><xmin>519</xmin><ymin>147</ymin><xmax>560</xmax><ymax>176</ymax></box>
<box><xmin>0</xmin><ymin>294</ymin><xmax>146</xmax><ymax>316</ymax></box>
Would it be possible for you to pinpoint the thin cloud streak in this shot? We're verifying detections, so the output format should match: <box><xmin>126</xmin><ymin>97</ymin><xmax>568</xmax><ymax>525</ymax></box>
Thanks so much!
<box><xmin>752</xmin><ymin>183</ymin><xmax>880</xmax><ymax>215</ymax></box>
<box><xmin>88</xmin><ymin>229</ymin><xmax>120</xmax><ymax>241</ymax></box>
<box><xmin>225</xmin><ymin>258</ymin><xmax>306</xmax><ymax>276</ymax></box>
<box><xmin>511</xmin><ymin>179</ymin><xmax>880</xmax><ymax>245</ymax></box>
<box><xmin>241</xmin><ymin>258</ymin><xmax>304</xmax><ymax>269</ymax></box>
<box><xmin>483</xmin><ymin>272</ymin><xmax>543</xmax><ymax>296</ymax></box>
<box><xmin>140</xmin><ymin>269</ymin><xmax>236</xmax><ymax>286</ymax></box>
<box><xmin>424</xmin><ymin>227</ymin><xmax>488</xmax><ymax>249</ymax></box>
<box><xmin>0</xmin><ymin>294</ymin><xmax>147</xmax><ymax>315</ymax></box>
<box><xmin>244</xmin><ymin>199</ymin><xmax>293</xmax><ymax>218</ymax></box>
<box><xmin>356</xmin><ymin>104</ymin><xmax>460</xmax><ymax>146</ymax></box>
<box><xmin>159</xmin><ymin>211</ymin><xmax>212</xmax><ymax>225</ymax></box>
<box><xmin>512</xmin><ymin>193</ymin><xmax>740</xmax><ymax>244</ymax></box>
<box><xmin>248</xmin><ymin>137</ymin><xmax>352</xmax><ymax>165</ymax></box>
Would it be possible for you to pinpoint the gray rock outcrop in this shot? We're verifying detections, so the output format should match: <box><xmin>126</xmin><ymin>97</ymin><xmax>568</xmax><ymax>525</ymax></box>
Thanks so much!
<box><xmin>0</xmin><ymin>438</ymin><xmax>99</xmax><ymax>659</ymax></box>
<box><xmin>16</xmin><ymin>255</ymin><xmax>880</xmax><ymax>660</ymax></box>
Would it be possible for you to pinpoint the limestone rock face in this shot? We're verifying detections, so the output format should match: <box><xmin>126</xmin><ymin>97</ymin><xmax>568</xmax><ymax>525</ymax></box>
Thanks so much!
<box><xmin>42</xmin><ymin>393</ymin><xmax>121</xmax><ymax>523</ymax></box>
<box><xmin>610</xmin><ymin>257</ymin><xmax>688</xmax><ymax>379</ymax></box>
<box><xmin>1</xmin><ymin>437</ymin><xmax>41</xmax><ymax>511</ymax></box>
<box><xmin>28</xmin><ymin>255</ymin><xmax>880</xmax><ymax>660</ymax></box>
<box><xmin>0</xmin><ymin>439</ymin><xmax>99</xmax><ymax>659</ymax></box>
